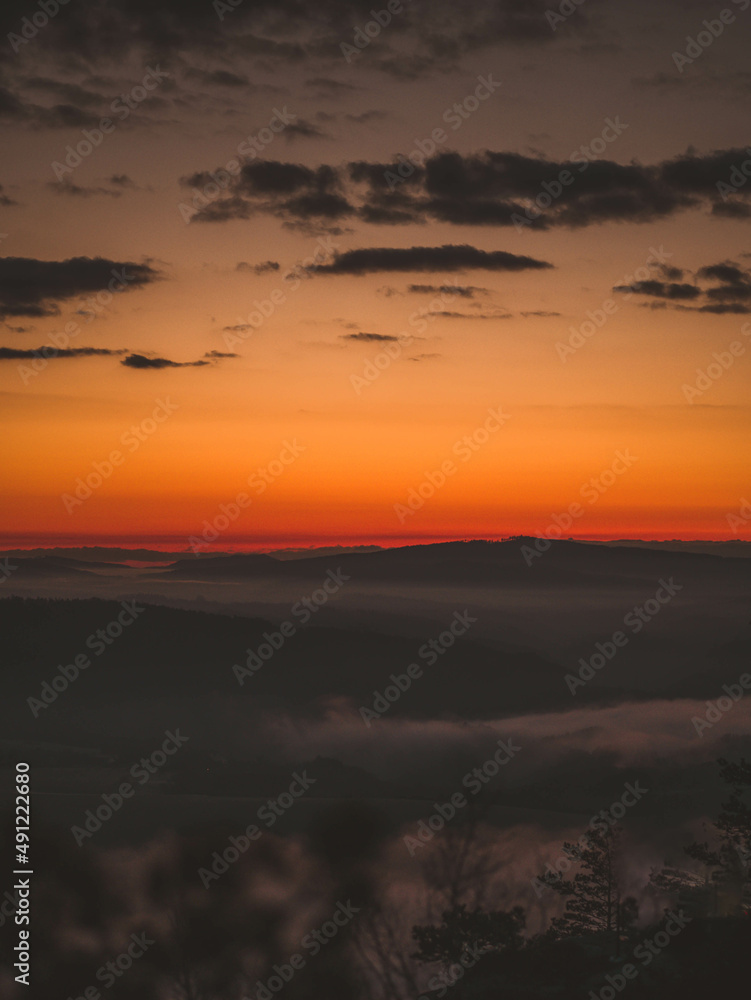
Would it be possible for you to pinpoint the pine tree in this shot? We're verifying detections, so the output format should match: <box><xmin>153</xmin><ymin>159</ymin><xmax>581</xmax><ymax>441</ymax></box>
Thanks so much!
<box><xmin>681</xmin><ymin>757</ymin><xmax>751</xmax><ymax>915</ymax></box>
<box><xmin>412</xmin><ymin>903</ymin><xmax>525</xmax><ymax>967</ymax></box>
<box><xmin>539</xmin><ymin>824</ymin><xmax>638</xmax><ymax>949</ymax></box>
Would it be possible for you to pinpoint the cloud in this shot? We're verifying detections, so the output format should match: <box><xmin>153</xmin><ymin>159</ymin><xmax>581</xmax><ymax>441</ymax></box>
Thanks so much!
<box><xmin>612</xmin><ymin>280</ymin><xmax>701</xmax><ymax>300</ymax></box>
<box><xmin>695</xmin><ymin>302</ymin><xmax>751</xmax><ymax>314</ymax></box>
<box><xmin>0</xmin><ymin>256</ymin><xmax>161</xmax><ymax>318</ymax></box>
<box><xmin>615</xmin><ymin>259</ymin><xmax>751</xmax><ymax>314</ymax></box>
<box><xmin>341</xmin><ymin>332</ymin><xmax>399</xmax><ymax>342</ymax></box>
<box><xmin>0</xmin><ymin>1</ymin><xmax>581</xmax><ymax>90</ymax></box>
<box><xmin>305</xmin><ymin>77</ymin><xmax>362</xmax><ymax>97</ymax></box>
<box><xmin>121</xmin><ymin>354</ymin><xmax>210</xmax><ymax>369</ymax></box>
<box><xmin>520</xmin><ymin>310</ymin><xmax>561</xmax><ymax>317</ymax></box>
<box><xmin>0</xmin><ymin>85</ymin><xmax>97</xmax><ymax>128</ymax></box>
<box><xmin>108</xmin><ymin>174</ymin><xmax>137</xmax><ymax>189</ymax></box>
<box><xmin>283</xmin><ymin>119</ymin><xmax>331</xmax><ymax>140</ymax></box>
<box><xmin>0</xmin><ymin>346</ymin><xmax>125</xmax><ymax>360</ymax></box>
<box><xmin>179</xmin><ymin>147</ymin><xmax>751</xmax><ymax>230</ymax></box>
<box><xmin>314</xmin><ymin>245</ymin><xmax>553</xmax><ymax>275</ymax></box>
<box><xmin>0</xmin><ymin>346</ymin><xmax>239</xmax><ymax>368</ymax></box>
<box><xmin>0</xmin><ymin>183</ymin><xmax>18</xmax><ymax>207</ymax></box>
<box><xmin>236</xmin><ymin>260</ymin><xmax>280</xmax><ymax>274</ymax></box>
<box><xmin>184</xmin><ymin>67</ymin><xmax>250</xmax><ymax>88</ymax></box>
<box><xmin>428</xmin><ymin>310</ymin><xmax>513</xmax><ymax>320</ymax></box>
<box><xmin>408</xmin><ymin>284</ymin><xmax>489</xmax><ymax>298</ymax></box>
<box><xmin>48</xmin><ymin>181</ymin><xmax>123</xmax><ymax>198</ymax></box>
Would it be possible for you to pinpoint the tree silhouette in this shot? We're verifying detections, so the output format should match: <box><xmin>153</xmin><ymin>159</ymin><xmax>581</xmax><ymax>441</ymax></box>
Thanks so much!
<box><xmin>654</xmin><ymin>757</ymin><xmax>751</xmax><ymax>918</ymax></box>
<box><xmin>412</xmin><ymin>902</ymin><xmax>525</xmax><ymax>967</ymax></box>
<box><xmin>538</xmin><ymin>824</ymin><xmax>638</xmax><ymax>951</ymax></box>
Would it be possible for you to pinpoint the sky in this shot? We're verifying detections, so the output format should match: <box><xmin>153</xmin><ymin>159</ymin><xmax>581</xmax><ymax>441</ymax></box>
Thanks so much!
<box><xmin>0</xmin><ymin>0</ymin><xmax>750</xmax><ymax>548</ymax></box>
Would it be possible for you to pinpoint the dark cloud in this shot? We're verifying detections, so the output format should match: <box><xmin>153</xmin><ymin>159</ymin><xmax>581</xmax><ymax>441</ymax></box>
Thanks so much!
<box><xmin>48</xmin><ymin>181</ymin><xmax>122</xmax><ymax>198</ymax></box>
<box><xmin>305</xmin><ymin>77</ymin><xmax>361</xmax><ymax>97</ymax></box>
<box><xmin>428</xmin><ymin>311</ymin><xmax>513</xmax><ymax>320</ymax></box>
<box><xmin>696</xmin><ymin>302</ymin><xmax>751</xmax><ymax>314</ymax></box>
<box><xmin>0</xmin><ymin>346</ymin><xmax>125</xmax><ymax>360</ymax></box>
<box><xmin>520</xmin><ymin>310</ymin><xmax>561</xmax><ymax>317</ymax></box>
<box><xmin>0</xmin><ymin>1</ymin><xmax>582</xmax><ymax>86</ymax></box>
<box><xmin>315</xmin><ymin>245</ymin><xmax>553</xmax><ymax>275</ymax></box>
<box><xmin>183</xmin><ymin>160</ymin><xmax>353</xmax><ymax>226</ymax></box>
<box><xmin>108</xmin><ymin>174</ymin><xmax>137</xmax><ymax>188</ymax></box>
<box><xmin>712</xmin><ymin>201</ymin><xmax>751</xmax><ymax>219</ymax></box>
<box><xmin>236</xmin><ymin>260</ymin><xmax>280</xmax><ymax>274</ymax></box>
<box><xmin>0</xmin><ymin>256</ymin><xmax>161</xmax><ymax>318</ymax></box>
<box><xmin>697</xmin><ymin>263</ymin><xmax>749</xmax><ymax>285</ymax></box>
<box><xmin>204</xmin><ymin>350</ymin><xmax>240</xmax><ymax>358</ymax></box>
<box><xmin>184</xmin><ymin>67</ymin><xmax>250</xmax><ymax>88</ymax></box>
<box><xmin>121</xmin><ymin>354</ymin><xmax>210</xmax><ymax>369</ymax></box>
<box><xmin>408</xmin><ymin>284</ymin><xmax>488</xmax><ymax>298</ymax></box>
<box><xmin>615</xmin><ymin>260</ymin><xmax>751</xmax><ymax>314</ymax></box>
<box><xmin>283</xmin><ymin>119</ymin><xmax>331</xmax><ymax>140</ymax></box>
<box><xmin>0</xmin><ymin>85</ymin><xmax>96</xmax><ymax>128</ymax></box>
<box><xmin>341</xmin><ymin>332</ymin><xmax>399</xmax><ymax>342</ymax></box>
<box><xmin>612</xmin><ymin>280</ymin><xmax>701</xmax><ymax>300</ymax></box>
<box><xmin>0</xmin><ymin>183</ymin><xmax>18</xmax><ymax>207</ymax></box>
<box><xmin>661</xmin><ymin>265</ymin><xmax>684</xmax><ymax>281</ymax></box>
<box><xmin>179</xmin><ymin>147</ymin><xmax>751</xmax><ymax>230</ymax></box>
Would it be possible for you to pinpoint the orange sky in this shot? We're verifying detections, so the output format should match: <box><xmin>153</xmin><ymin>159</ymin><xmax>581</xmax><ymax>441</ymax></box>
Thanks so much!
<box><xmin>1</xmin><ymin>0</ymin><xmax>750</xmax><ymax>547</ymax></box>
